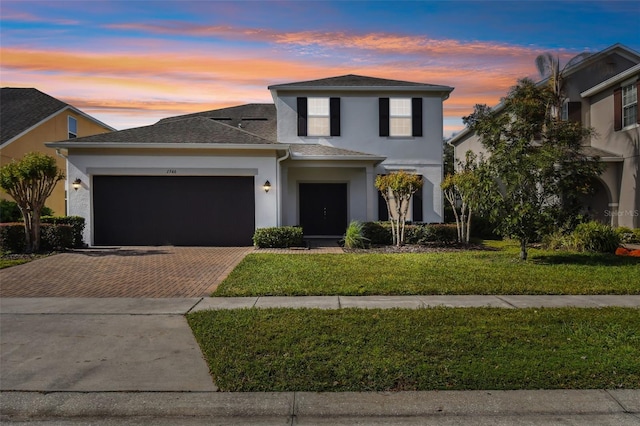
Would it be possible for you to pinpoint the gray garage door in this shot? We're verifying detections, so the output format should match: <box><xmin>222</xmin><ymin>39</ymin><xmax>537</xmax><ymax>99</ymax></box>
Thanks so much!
<box><xmin>93</xmin><ymin>176</ymin><xmax>255</xmax><ymax>246</ymax></box>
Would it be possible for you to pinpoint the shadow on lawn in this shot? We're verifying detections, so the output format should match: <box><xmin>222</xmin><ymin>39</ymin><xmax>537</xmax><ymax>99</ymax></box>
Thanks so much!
<box><xmin>532</xmin><ymin>252</ymin><xmax>640</xmax><ymax>266</ymax></box>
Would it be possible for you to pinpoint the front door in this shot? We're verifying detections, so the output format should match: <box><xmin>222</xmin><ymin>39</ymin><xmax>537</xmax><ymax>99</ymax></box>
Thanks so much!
<box><xmin>299</xmin><ymin>183</ymin><xmax>347</xmax><ymax>236</ymax></box>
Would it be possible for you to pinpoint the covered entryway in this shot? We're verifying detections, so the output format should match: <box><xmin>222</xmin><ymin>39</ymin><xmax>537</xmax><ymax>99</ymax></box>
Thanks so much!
<box><xmin>93</xmin><ymin>176</ymin><xmax>255</xmax><ymax>246</ymax></box>
<box><xmin>299</xmin><ymin>183</ymin><xmax>347</xmax><ymax>236</ymax></box>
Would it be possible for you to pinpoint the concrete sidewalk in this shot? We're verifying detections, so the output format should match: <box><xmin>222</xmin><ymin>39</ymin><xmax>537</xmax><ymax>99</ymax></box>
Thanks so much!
<box><xmin>1</xmin><ymin>297</ymin><xmax>639</xmax><ymax>425</ymax></box>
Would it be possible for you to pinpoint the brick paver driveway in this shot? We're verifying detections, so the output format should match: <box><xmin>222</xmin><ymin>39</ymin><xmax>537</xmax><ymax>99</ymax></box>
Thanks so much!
<box><xmin>0</xmin><ymin>247</ymin><xmax>252</xmax><ymax>298</ymax></box>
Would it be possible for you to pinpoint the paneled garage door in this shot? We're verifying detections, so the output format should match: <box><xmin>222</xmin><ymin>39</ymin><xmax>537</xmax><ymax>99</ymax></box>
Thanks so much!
<box><xmin>93</xmin><ymin>176</ymin><xmax>255</xmax><ymax>246</ymax></box>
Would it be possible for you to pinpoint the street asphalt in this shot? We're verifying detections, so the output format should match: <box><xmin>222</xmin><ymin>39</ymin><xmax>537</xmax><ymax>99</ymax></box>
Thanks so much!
<box><xmin>1</xmin><ymin>296</ymin><xmax>639</xmax><ymax>425</ymax></box>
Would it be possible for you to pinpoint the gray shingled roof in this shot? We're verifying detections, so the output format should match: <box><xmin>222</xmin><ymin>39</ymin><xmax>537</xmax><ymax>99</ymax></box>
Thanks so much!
<box><xmin>158</xmin><ymin>104</ymin><xmax>277</xmax><ymax>141</ymax></box>
<box><xmin>63</xmin><ymin>116</ymin><xmax>278</xmax><ymax>145</ymax></box>
<box><xmin>290</xmin><ymin>144</ymin><xmax>384</xmax><ymax>160</ymax></box>
<box><xmin>268</xmin><ymin>74</ymin><xmax>452</xmax><ymax>90</ymax></box>
<box><xmin>1</xmin><ymin>88</ymin><xmax>69</xmax><ymax>144</ymax></box>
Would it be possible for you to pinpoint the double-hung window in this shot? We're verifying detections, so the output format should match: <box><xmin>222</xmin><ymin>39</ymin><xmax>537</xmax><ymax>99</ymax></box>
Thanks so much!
<box><xmin>615</xmin><ymin>82</ymin><xmax>639</xmax><ymax>131</ymax></box>
<box><xmin>622</xmin><ymin>83</ymin><xmax>638</xmax><ymax>128</ymax></box>
<box><xmin>307</xmin><ymin>98</ymin><xmax>330</xmax><ymax>136</ymax></box>
<box><xmin>68</xmin><ymin>116</ymin><xmax>77</xmax><ymax>139</ymax></box>
<box><xmin>379</xmin><ymin>97</ymin><xmax>422</xmax><ymax>137</ymax></box>
<box><xmin>297</xmin><ymin>97</ymin><xmax>340</xmax><ymax>137</ymax></box>
<box><xmin>389</xmin><ymin>99</ymin><xmax>412</xmax><ymax>137</ymax></box>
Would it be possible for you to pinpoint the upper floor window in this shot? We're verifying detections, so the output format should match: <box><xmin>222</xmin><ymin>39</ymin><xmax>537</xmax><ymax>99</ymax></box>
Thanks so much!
<box><xmin>622</xmin><ymin>83</ymin><xmax>637</xmax><ymax>128</ymax></box>
<box><xmin>68</xmin><ymin>116</ymin><xmax>77</xmax><ymax>139</ymax></box>
<box><xmin>297</xmin><ymin>97</ymin><xmax>340</xmax><ymax>137</ymax></box>
<box><xmin>307</xmin><ymin>98</ymin><xmax>330</xmax><ymax>136</ymax></box>
<box><xmin>379</xmin><ymin>97</ymin><xmax>423</xmax><ymax>137</ymax></box>
<box><xmin>614</xmin><ymin>82</ymin><xmax>639</xmax><ymax>131</ymax></box>
<box><xmin>389</xmin><ymin>98</ymin><xmax>412</xmax><ymax>137</ymax></box>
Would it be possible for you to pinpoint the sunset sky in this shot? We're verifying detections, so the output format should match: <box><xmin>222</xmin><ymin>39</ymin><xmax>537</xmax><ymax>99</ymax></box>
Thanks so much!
<box><xmin>1</xmin><ymin>1</ymin><xmax>639</xmax><ymax>137</ymax></box>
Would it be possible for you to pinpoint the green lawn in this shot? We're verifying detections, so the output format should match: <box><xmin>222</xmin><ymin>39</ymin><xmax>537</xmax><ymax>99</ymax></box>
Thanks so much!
<box><xmin>188</xmin><ymin>307</ymin><xmax>640</xmax><ymax>392</ymax></box>
<box><xmin>214</xmin><ymin>241</ymin><xmax>640</xmax><ymax>296</ymax></box>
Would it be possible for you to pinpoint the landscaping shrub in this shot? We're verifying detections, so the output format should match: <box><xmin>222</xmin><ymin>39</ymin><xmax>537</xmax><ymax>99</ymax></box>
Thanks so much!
<box><xmin>425</xmin><ymin>223</ymin><xmax>458</xmax><ymax>244</ymax></box>
<box><xmin>361</xmin><ymin>222</ymin><xmax>393</xmax><ymax>245</ymax></box>
<box><xmin>41</xmin><ymin>216</ymin><xmax>85</xmax><ymax>247</ymax></box>
<box><xmin>0</xmin><ymin>222</ymin><xmax>75</xmax><ymax>253</ymax></box>
<box><xmin>616</xmin><ymin>227</ymin><xmax>640</xmax><ymax>244</ymax></box>
<box><xmin>361</xmin><ymin>222</ymin><xmax>457</xmax><ymax>245</ymax></box>
<box><xmin>569</xmin><ymin>221</ymin><xmax>620</xmax><ymax>253</ymax></box>
<box><xmin>253</xmin><ymin>226</ymin><xmax>304</xmax><ymax>248</ymax></box>
<box><xmin>0</xmin><ymin>223</ymin><xmax>26</xmax><ymax>252</ymax></box>
<box><xmin>343</xmin><ymin>220</ymin><xmax>369</xmax><ymax>249</ymax></box>
<box><xmin>40</xmin><ymin>224</ymin><xmax>74</xmax><ymax>251</ymax></box>
<box><xmin>470</xmin><ymin>214</ymin><xmax>501</xmax><ymax>239</ymax></box>
<box><xmin>0</xmin><ymin>200</ymin><xmax>53</xmax><ymax>222</ymax></box>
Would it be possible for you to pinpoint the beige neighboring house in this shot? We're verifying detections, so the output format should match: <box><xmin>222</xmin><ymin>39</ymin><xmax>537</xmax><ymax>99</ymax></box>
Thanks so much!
<box><xmin>1</xmin><ymin>88</ymin><xmax>115</xmax><ymax>215</ymax></box>
<box><xmin>450</xmin><ymin>43</ymin><xmax>640</xmax><ymax>229</ymax></box>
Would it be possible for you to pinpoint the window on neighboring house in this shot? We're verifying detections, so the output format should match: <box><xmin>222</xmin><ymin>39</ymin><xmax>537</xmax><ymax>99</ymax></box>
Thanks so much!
<box><xmin>622</xmin><ymin>83</ymin><xmax>638</xmax><ymax>128</ymax></box>
<box><xmin>560</xmin><ymin>100</ymin><xmax>569</xmax><ymax>121</ymax></box>
<box><xmin>614</xmin><ymin>82</ymin><xmax>639</xmax><ymax>131</ymax></box>
<box><xmin>379</xmin><ymin>97</ymin><xmax>423</xmax><ymax>137</ymax></box>
<box><xmin>68</xmin><ymin>116</ymin><xmax>77</xmax><ymax>139</ymax></box>
<box><xmin>297</xmin><ymin>97</ymin><xmax>340</xmax><ymax>137</ymax></box>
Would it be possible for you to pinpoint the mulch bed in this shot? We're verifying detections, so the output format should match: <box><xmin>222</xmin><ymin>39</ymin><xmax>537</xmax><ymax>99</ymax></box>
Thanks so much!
<box><xmin>343</xmin><ymin>243</ymin><xmax>496</xmax><ymax>253</ymax></box>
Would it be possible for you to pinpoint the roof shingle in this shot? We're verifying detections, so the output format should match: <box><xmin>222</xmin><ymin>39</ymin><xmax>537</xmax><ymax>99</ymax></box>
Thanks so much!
<box><xmin>1</xmin><ymin>88</ymin><xmax>69</xmax><ymax>144</ymax></box>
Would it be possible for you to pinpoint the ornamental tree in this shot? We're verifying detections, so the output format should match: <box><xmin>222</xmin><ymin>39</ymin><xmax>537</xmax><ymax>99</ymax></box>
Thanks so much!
<box><xmin>0</xmin><ymin>152</ymin><xmax>64</xmax><ymax>253</ymax></box>
<box><xmin>375</xmin><ymin>171</ymin><xmax>423</xmax><ymax>246</ymax></box>
<box><xmin>463</xmin><ymin>78</ymin><xmax>603</xmax><ymax>260</ymax></box>
<box><xmin>441</xmin><ymin>152</ymin><xmax>481</xmax><ymax>244</ymax></box>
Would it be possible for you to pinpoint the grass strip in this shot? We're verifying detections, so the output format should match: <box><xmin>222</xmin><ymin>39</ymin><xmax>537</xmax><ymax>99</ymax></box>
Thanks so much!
<box><xmin>214</xmin><ymin>242</ymin><xmax>640</xmax><ymax>296</ymax></box>
<box><xmin>188</xmin><ymin>307</ymin><xmax>640</xmax><ymax>392</ymax></box>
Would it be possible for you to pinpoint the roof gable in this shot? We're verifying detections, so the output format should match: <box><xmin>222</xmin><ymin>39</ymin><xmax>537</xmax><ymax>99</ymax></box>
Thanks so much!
<box><xmin>158</xmin><ymin>103</ymin><xmax>277</xmax><ymax>141</ymax></box>
<box><xmin>1</xmin><ymin>88</ymin><xmax>69</xmax><ymax>144</ymax></box>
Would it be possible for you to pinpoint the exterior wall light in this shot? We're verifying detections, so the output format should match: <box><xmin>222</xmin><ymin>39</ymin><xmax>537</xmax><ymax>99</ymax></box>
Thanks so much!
<box><xmin>263</xmin><ymin>180</ymin><xmax>271</xmax><ymax>193</ymax></box>
<box><xmin>72</xmin><ymin>178</ymin><xmax>82</xmax><ymax>191</ymax></box>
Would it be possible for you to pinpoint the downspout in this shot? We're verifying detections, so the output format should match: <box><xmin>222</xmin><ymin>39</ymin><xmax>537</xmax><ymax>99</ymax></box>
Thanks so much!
<box><xmin>276</xmin><ymin>148</ymin><xmax>290</xmax><ymax>226</ymax></box>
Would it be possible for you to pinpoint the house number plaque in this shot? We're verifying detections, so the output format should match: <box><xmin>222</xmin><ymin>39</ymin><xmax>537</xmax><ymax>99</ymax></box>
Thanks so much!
<box><xmin>166</xmin><ymin>169</ymin><xmax>177</xmax><ymax>174</ymax></box>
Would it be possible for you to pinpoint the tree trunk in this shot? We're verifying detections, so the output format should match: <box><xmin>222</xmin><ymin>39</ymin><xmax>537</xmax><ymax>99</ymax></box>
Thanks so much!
<box><xmin>465</xmin><ymin>211</ymin><xmax>472</xmax><ymax>244</ymax></box>
<box><xmin>31</xmin><ymin>211</ymin><xmax>41</xmax><ymax>253</ymax></box>
<box><xmin>519</xmin><ymin>239</ymin><xmax>528</xmax><ymax>261</ymax></box>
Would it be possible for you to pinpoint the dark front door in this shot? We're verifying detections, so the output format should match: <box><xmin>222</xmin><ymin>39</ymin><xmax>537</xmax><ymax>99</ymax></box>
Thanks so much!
<box><xmin>299</xmin><ymin>183</ymin><xmax>347</xmax><ymax>235</ymax></box>
<box><xmin>93</xmin><ymin>175</ymin><xmax>255</xmax><ymax>246</ymax></box>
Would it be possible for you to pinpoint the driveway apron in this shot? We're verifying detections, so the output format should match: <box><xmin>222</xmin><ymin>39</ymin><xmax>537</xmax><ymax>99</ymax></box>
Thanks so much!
<box><xmin>0</xmin><ymin>246</ymin><xmax>252</xmax><ymax>298</ymax></box>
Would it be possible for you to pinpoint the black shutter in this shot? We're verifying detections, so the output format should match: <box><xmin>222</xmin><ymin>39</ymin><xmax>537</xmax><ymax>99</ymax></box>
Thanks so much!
<box><xmin>377</xmin><ymin>190</ymin><xmax>389</xmax><ymax>221</ymax></box>
<box><xmin>330</xmin><ymin>97</ymin><xmax>340</xmax><ymax>136</ymax></box>
<box><xmin>568</xmin><ymin>102</ymin><xmax>582</xmax><ymax>124</ymax></box>
<box><xmin>613</xmin><ymin>88</ymin><xmax>622</xmax><ymax>131</ymax></box>
<box><xmin>297</xmin><ymin>97</ymin><xmax>307</xmax><ymax>136</ymax></box>
<box><xmin>412</xmin><ymin>188</ymin><xmax>423</xmax><ymax>223</ymax></box>
<box><xmin>379</xmin><ymin>98</ymin><xmax>389</xmax><ymax>136</ymax></box>
<box><xmin>412</xmin><ymin>98</ymin><xmax>423</xmax><ymax>136</ymax></box>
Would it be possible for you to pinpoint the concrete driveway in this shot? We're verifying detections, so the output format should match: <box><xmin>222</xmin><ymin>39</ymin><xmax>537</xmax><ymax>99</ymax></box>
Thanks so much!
<box><xmin>0</xmin><ymin>246</ymin><xmax>252</xmax><ymax>298</ymax></box>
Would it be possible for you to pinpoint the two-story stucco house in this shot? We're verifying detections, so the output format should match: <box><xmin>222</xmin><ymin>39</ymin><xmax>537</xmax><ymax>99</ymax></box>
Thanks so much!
<box><xmin>450</xmin><ymin>44</ymin><xmax>640</xmax><ymax>228</ymax></box>
<box><xmin>1</xmin><ymin>88</ymin><xmax>115</xmax><ymax>215</ymax></box>
<box><xmin>47</xmin><ymin>75</ymin><xmax>453</xmax><ymax>246</ymax></box>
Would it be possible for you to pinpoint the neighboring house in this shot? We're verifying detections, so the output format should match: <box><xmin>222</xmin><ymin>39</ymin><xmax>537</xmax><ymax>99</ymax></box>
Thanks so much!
<box><xmin>0</xmin><ymin>88</ymin><xmax>115</xmax><ymax>215</ymax></box>
<box><xmin>449</xmin><ymin>44</ymin><xmax>640</xmax><ymax>229</ymax></box>
<box><xmin>47</xmin><ymin>75</ymin><xmax>453</xmax><ymax>246</ymax></box>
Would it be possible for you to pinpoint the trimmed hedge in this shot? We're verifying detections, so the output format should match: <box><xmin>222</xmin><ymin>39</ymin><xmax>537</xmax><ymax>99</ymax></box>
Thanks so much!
<box><xmin>362</xmin><ymin>222</ymin><xmax>458</xmax><ymax>245</ymax></box>
<box><xmin>253</xmin><ymin>226</ymin><xmax>304</xmax><ymax>248</ymax></box>
<box><xmin>0</xmin><ymin>222</ymin><xmax>74</xmax><ymax>253</ymax></box>
<box><xmin>41</xmin><ymin>216</ymin><xmax>85</xmax><ymax>248</ymax></box>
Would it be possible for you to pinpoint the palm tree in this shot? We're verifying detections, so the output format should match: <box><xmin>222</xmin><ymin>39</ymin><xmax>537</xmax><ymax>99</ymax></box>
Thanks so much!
<box><xmin>535</xmin><ymin>52</ymin><xmax>592</xmax><ymax>119</ymax></box>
